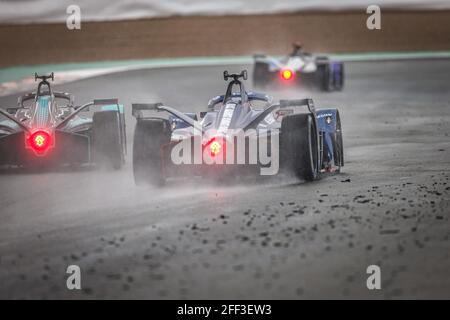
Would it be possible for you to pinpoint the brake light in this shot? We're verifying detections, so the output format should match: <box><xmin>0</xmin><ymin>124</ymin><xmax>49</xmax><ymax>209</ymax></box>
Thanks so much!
<box><xmin>280</xmin><ymin>69</ymin><xmax>294</xmax><ymax>81</ymax></box>
<box><xmin>28</xmin><ymin>130</ymin><xmax>52</xmax><ymax>154</ymax></box>
<box><xmin>210</xmin><ymin>140</ymin><xmax>221</xmax><ymax>157</ymax></box>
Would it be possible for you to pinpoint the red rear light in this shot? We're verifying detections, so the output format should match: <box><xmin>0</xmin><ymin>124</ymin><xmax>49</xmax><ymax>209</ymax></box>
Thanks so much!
<box><xmin>280</xmin><ymin>69</ymin><xmax>294</xmax><ymax>81</ymax></box>
<box><xmin>209</xmin><ymin>140</ymin><xmax>221</xmax><ymax>157</ymax></box>
<box><xmin>28</xmin><ymin>130</ymin><xmax>52</xmax><ymax>154</ymax></box>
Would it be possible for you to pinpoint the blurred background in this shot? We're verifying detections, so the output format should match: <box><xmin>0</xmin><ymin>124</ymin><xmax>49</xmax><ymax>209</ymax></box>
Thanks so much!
<box><xmin>0</xmin><ymin>0</ymin><xmax>449</xmax><ymax>67</ymax></box>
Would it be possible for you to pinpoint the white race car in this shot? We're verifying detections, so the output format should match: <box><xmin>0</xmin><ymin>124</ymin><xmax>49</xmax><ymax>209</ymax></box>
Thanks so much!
<box><xmin>253</xmin><ymin>43</ymin><xmax>344</xmax><ymax>92</ymax></box>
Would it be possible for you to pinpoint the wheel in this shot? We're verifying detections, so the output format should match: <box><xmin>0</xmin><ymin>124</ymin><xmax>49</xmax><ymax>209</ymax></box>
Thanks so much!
<box><xmin>92</xmin><ymin>110</ymin><xmax>123</xmax><ymax>170</ymax></box>
<box><xmin>133</xmin><ymin>118</ymin><xmax>171</xmax><ymax>186</ymax></box>
<box><xmin>253</xmin><ymin>62</ymin><xmax>270</xmax><ymax>89</ymax></box>
<box><xmin>280</xmin><ymin>113</ymin><xmax>319</xmax><ymax>181</ymax></box>
<box><xmin>333</xmin><ymin>62</ymin><xmax>345</xmax><ymax>91</ymax></box>
<box><xmin>332</xmin><ymin>111</ymin><xmax>344</xmax><ymax>171</ymax></box>
<box><xmin>317</xmin><ymin>63</ymin><xmax>334</xmax><ymax>92</ymax></box>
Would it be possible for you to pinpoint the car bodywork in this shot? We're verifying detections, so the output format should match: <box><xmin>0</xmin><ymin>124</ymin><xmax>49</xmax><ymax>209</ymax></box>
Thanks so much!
<box><xmin>253</xmin><ymin>43</ymin><xmax>344</xmax><ymax>91</ymax></box>
<box><xmin>132</xmin><ymin>70</ymin><xmax>344</xmax><ymax>185</ymax></box>
<box><xmin>0</xmin><ymin>73</ymin><xmax>126</xmax><ymax>167</ymax></box>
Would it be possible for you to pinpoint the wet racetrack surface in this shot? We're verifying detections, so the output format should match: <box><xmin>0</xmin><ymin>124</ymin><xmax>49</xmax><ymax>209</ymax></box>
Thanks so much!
<box><xmin>0</xmin><ymin>60</ymin><xmax>449</xmax><ymax>298</ymax></box>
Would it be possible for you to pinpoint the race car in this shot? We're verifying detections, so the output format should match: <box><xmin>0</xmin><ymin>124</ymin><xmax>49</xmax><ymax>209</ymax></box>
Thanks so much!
<box><xmin>0</xmin><ymin>73</ymin><xmax>126</xmax><ymax>169</ymax></box>
<box><xmin>253</xmin><ymin>43</ymin><xmax>344</xmax><ymax>91</ymax></box>
<box><xmin>132</xmin><ymin>70</ymin><xmax>343</xmax><ymax>186</ymax></box>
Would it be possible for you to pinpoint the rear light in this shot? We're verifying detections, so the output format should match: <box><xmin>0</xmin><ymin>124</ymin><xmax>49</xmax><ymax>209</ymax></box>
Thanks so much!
<box><xmin>209</xmin><ymin>140</ymin><xmax>221</xmax><ymax>157</ymax></box>
<box><xmin>280</xmin><ymin>69</ymin><xmax>294</xmax><ymax>81</ymax></box>
<box><xmin>204</xmin><ymin>137</ymin><xmax>224</xmax><ymax>158</ymax></box>
<box><xmin>28</xmin><ymin>130</ymin><xmax>52</xmax><ymax>155</ymax></box>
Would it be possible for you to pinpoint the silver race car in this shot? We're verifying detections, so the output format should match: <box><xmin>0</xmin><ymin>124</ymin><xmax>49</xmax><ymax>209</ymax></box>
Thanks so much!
<box><xmin>132</xmin><ymin>70</ymin><xmax>344</xmax><ymax>186</ymax></box>
<box><xmin>0</xmin><ymin>73</ymin><xmax>126</xmax><ymax>169</ymax></box>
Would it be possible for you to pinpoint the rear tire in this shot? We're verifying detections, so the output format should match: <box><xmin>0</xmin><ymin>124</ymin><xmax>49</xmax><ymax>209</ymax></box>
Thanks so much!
<box><xmin>92</xmin><ymin>111</ymin><xmax>123</xmax><ymax>170</ymax></box>
<box><xmin>253</xmin><ymin>62</ymin><xmax>270</xmax><ymax>89</ymax></box>
<box><xmin>317</xmin><ymin>63</ymin><xmax>334</xmax><ymax>92</ymax></box>
<box><xmin>333</xmin><ymin>62</ymin><xmax>345</xmax><ymax>91</ymax></box>
<box><xmin>133</xmin><ymin>118</ymin><xmax>171</xmax><ymax>186</ymax></box>
<box><xmin>332</xmin><ymin>112</ymin><xmax>344</xmax><ymax>171</ymax></box>
<box><xmin>281</xmin><ymin>113</ymin><xmax>319</xmax><ymax>181</ymax></box>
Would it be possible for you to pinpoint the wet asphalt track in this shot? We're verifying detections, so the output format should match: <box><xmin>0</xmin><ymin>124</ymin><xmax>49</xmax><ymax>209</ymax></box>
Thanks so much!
<box><xmin>0</xmin><ymin>60</ymin><xmax>449</xmax><ymax>299</ymax></box>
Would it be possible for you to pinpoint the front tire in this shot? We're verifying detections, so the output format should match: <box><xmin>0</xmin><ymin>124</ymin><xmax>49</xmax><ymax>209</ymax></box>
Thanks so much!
<box><xmin>281</xmin><ymin>113</ymin><xmax>319</xmax><ymax>181</ymax></box>
<box><xmin>133</xmin><ymin>118</ymin><xmax>171</xmax><ymax>186</ymax></box>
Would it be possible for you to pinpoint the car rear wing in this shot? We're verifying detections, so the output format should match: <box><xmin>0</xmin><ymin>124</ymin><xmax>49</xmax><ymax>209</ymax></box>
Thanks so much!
<box><xmin>279</xmin><ymin>98</ymin><xmax>315</xmax><ymax>114</ymax></box>
<box><xmin>94</xmin><ymin>99</ymin><xmax>120</xmax><ymax>106</ymax></box>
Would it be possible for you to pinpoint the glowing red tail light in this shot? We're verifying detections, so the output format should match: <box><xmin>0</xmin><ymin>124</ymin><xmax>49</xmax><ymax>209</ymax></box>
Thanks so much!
<box><xmin>209</xmin><ymin>140</ymin><xmax>222</xmax><ymax>157</ymax></box>
<box><xmin>280</xmin><ymin>69</ymin><xmax>294</xmax><ymax>81</ymax></box>
<box><xmin>28</xmin><ymin>130</ymin><xmax>52</xmax><ymax>154</ymax></box>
